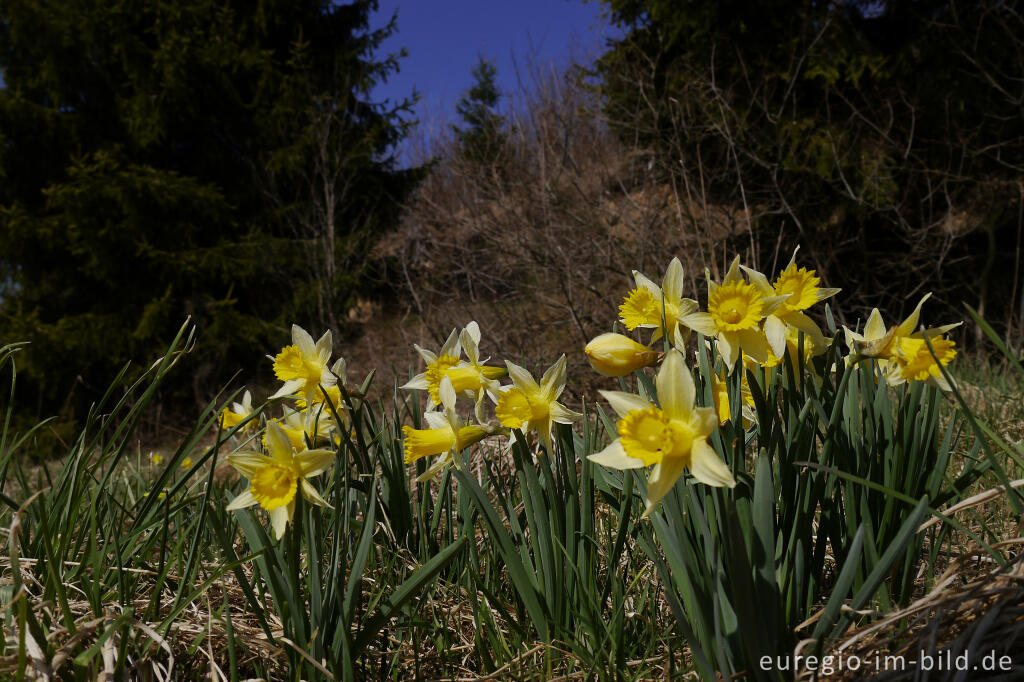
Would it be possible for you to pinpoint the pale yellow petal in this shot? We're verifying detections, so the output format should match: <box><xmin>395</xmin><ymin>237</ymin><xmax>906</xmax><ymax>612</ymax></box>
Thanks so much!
<box><xmin>739</xmin><ymin>265</ymin><xmax>775</xmax><ymax>296</ymax></box>
<box><xmin>540</xmin><ymin>355</ymin><xmax>568</xmax><ymax>399</ymax></box>
<box><xmin>643</xmin><ymin>456</ymin><xmax>688</xmax><ymax>517</ymax></box>
<box><xmin>599</xmin><ymin>390</ymin><xmax>653</xmax><ymax>419</ymax></box>
<box><xmin>896</xmin><ymin>294</ymin><xmax>932</xmax><ymax>337</ymax></box>
<box><xmin>300</xmin><ymin>479</ymin><xmax>333</xmax><ymax>509</ymax></box>
<box><xmin>226</xmin><ymin>489</ymin><xmax>258</xmax><ymax>511</ymax></box>
<box><xmin>506</xmin><ymin>361</ymin><xmax>541</xmax><ymax>393</ymax></box>
<box><xmin>227</xmin><ymin>452</ymin><xmax>270</xmax><ymax>480</ymax></box>
<box><xmin>663</xmin><ymin>257</ymin><xmax>685</xmax><ymax>304</ymax></box>
<box><xmin>656</xmin><ymin>350</ymin><xmax>695</xmax><ymax>421</ymax></box>
<box><xmin>265</xmin><ymin>422</ymin><xmax>295</xmax><ymax>463</ymax></box>
<box><xmin>863</xmin><ymin>309</ymin><xmax>887</xmax><ymax>340</ymax></box>
<box><xmin>688</xmin><ymin>440</ymin><xmax>736</xmax><ymax>488</ymax></box>
<box><xmin>588</xmin><ymin>439</ymin><xmax>646</xmax><ymax>469</ymax></box>
<box><xmin>295</xmin><ymin>449</ymin><xmax>335</xmax><ymax>477</ymax></box>
<box><xmin>270</xmin><ymin>504</ymin><xmax>291</xmax><ymax>540</ymax></box>
<box><xmin>680</xmin><ymin>311</ymin><xmax>718</xmax><ymax>336</ymax></box>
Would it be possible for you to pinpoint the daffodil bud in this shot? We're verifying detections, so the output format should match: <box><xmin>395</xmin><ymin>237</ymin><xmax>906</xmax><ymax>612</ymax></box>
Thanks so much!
<box><xmin>584</xmin><ymin>333</ymin><xmax>661</xmax><ymax>377</ymax></box>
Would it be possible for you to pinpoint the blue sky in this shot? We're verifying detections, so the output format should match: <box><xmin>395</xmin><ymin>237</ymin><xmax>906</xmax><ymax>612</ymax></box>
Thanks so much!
<box><xmin>368</xmin><ymin>0</ymin><xmax>620</xmax><ymax>161</ymax></box>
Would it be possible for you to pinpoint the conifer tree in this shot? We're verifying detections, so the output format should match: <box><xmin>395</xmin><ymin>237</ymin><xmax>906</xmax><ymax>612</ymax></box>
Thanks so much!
<box><xmin>0</xmin><ymin>0</ymin><xmax>417</xmax><ymax>417</ymax></box>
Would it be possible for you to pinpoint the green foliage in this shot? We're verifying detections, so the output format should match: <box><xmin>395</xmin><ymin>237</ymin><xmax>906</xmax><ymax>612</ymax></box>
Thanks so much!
<box><xmin>452</xmin><ymin>57</ymin><xmax>507</xmax><ymax>164</ymax></box>
<box><xmin>597</xmin><ymin>0</ymin><xmax>1024</xmax><ymax>337</ymax></box>
<box><xmin>0</xmin><ymin>0</ymin><xmax>417</xmax><ymax>420</ymax></box>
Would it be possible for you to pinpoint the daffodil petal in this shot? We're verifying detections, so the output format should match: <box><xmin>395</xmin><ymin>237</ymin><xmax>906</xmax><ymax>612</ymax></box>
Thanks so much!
<box><xmin>739</xmin><ymin>265</ymin><xmax>774</xmax><ymax>296</ymax></box>
<box><xmin>656</xmin><ymin>350</ymin><xmax>695</xmax><ymax>420</ymax></box>
<box><xmin>270</xmin><ymin>504</ymin><xmax>291</xmax><ymax>540</ymax></box>
<box><xmin>863</xmin><ymin>309</ymin><xmax>887</xmax><ymax>340</ymax></box>
<box><xmin>315</xmin><ymin>330</ymin><xmax>332</xmax><ymax>365</ymax></box>
<box><xmin>540</xmin><ymin>355</ymin><xmax>568</xmax><ymax>399</ymax></box>
<box><xmin>270</xmin><ymin>378</ymin><xmax>304</xmax><ymax>400</ymax></box>
<box><xmin>689</xmin><ymin>440</ymin><xmax>736</xmax><ymax>488</ymax></box>
<box><xmin>663</xmin><ymin>257</ymin><xmax>685</xmax><ymax>303</ymax></box>
<box><xmin>295</xmin><ymin>449</ymin><xmax>335</xmax><ymax>477</ymax></box>
<box><xmin>227</xmin><ymin>452</ymin><xmax>270</xmax><ymax>479</ymax></box>
<box><xmin>401</xmin><ymin>373</ymin><xmax>430</xmax><ymax>390</ymax></box>
<box><xmin>226</xmin><ymin>489</ymin><xmax>258</xmax><ymax>511</ymax></box>
<box><xmin>413</xmin><ymin>344</ymin><xmax>437</xmax><ymax>365</ymax></box>
<box><xmin>293</xmin><ymin>324</ymin><xmax>317</xmax><ymax>357</ymax></box>
<box><xmin>632</xmin><ymin>271</ymin><xmax>661</xmax><ymax>295</ymax></box>
<box><xmin>815</xmin><ymin>287</ymin><xmax>841</xmax><ymax>302</ymax></box>
<box><xmin>896</xmin><ymin>294</ymin><xmax>932</xmax><ymax>337</ymax></box>
<box><xmin>439</xmin><ymin>376</ymin><xmax>457</xmax><ymax>410</ymax></box>
<box><xmin>680</xmin><ymin>311</ymin><xmax>718</xmax><ymax>336</ymax></box>
<box><xmin>265</xmin><ymin>422</ymin><xmax>295</xmax><ymax>463</ymax></box>
<box><xmin>643</xmin><ymin>456</ymin><xmax>688</xmax><ymax>517</ymax></box>
<box><xmin>300</xmin><ymin>479</ymin><xmax>333</xmax><ymax>508</ymax></box>
<box><xmin>764</xmin><ymin>315</ymin><xmax>788</xmax><ymax>359</ymax></box>
<box><xmin>588</xmin><ymin>439</ymin><xmax>645</xmax><ymax>469</ymax></box>
<box><xmin>549</xmin><ymin>401</ymin><xmax>581</xmax><ymax>424</ymax></box>
<box><xmin>599</xmin><ymin>390</ymin><xmax>653</xmax><ymax>418</ymax></box>
<box><xmin>439</xmin><ymin>328</ymin><xmax>462</xmax><ymax>358</ymax></box>
<box><xmin>506</xmin><ymin>361</ymin><xmax>541</xmax><ymax>393</ymax></box>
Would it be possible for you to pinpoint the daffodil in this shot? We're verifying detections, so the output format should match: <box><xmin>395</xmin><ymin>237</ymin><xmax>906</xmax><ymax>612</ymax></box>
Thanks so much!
<box><xmin>710</xmin><ymin>365</ymin><xmax>756</xmax><ymax>426</ymax></box>
<box><xmin>226</xmin><ymin>421</ymin><xmax>335</xmax><ymax>539</ymax></box>
<box><xmin>402</xmin><ymin>376</ymin><xmax>493</xmax><ymax>481</ymax></box>
<box><xmin>220</xmin><ymin>389</ymin><xmax>255</xmax><ymax>431</ymax></box>
<box><xmin>619</xmin><ymin>257</ymin><xmax>716</xmax><ymax>349</ymax></box>
<box><xmin>494</xmin><ymin>355</ymin><xmax>581</xmax><ymax>452</ymax></box>
<box><xmin>740</xmin><ymin>251</ymin><xmax>839</xmax><ymax>361</ymax></box>
<box><xmin>267</xmin><ymin>404</ymin><xmax>337</xmax><ymax>451</ymax></box>
<box><xmin>588</xmin><ymin>350</ymin><xmax>735</xmax><ymax>516</ymax></box>
<box><xmin>843</xmin><ymin>294</ymin><xmax>961</xmax><ymax>390</ymax></box>
<box><xmin>705</xmin><ymin>257</ymin><xmax>790</xmax><ymax>370</ymax></box>
<box><xmin>584</xmin><ymin>333</ymin><xmax>661</xmax><ymax>376</ymax></box>
<box><xmin>270</xmin><ymin>325</ymin><xmax>345</xmax><ymax>401</ymax></box>
<box><xmin>401</xmin><ymin>322</ymin><xmax>506</xmax><ymax>419</ymax></box>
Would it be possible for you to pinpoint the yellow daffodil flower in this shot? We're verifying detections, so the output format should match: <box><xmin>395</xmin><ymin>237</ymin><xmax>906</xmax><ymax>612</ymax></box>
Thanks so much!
<box><xmin>588</xmin><ymin>350</ymin><xmax>735</xmax><ymax>516</ymax></box>
<box><xmin>226</xmin><ymin>421</ymin><xmax>335</xmax><ymax>540</ymax></box>
<box><xmin>265</xmin><ymin>404</ymin><xmax>336</xmax><ymax>451</ymax></box>
<box><xmin>619</xmin><ymin>257</ymin><xmax>716</xmax><ymax>349</ymax></box>
<box><xmin>402</xmin><ymin>322</ymin><xmax>506</xmax><ymax>420</ymax></box>
<box><xmin>710</xmin><ymin>365</ymin><xmax>756</xmax><ymax>426</ymax></box>
<box><xmin>843</xmin><ymin>294</ymin><xmax>961</xmax><ymax>390</ymax></box>
<box><xmin>494</xmin><ymin>355</ymin><xmax>581</xmax><ymax>452</ymax></box>
<box><xmin>402</xmin><ymin>376</ymin><xmax>493</xmax><ymax>481</ymax></box>
<box><xmin>181</xmin><ymin>457</ymin><xmax>193</xmax><ymax>469</ymax></box>
<box><xmin>270</xmin><ymin>325</ymin><xmax>345</xmax><ymax>401</ymax></box>
<box><xmin>705</xmin><ymin>257</ymin><xmax>790</xmax><ymax>370</ymax></box>
<box><xmin>740</xmin><ymin>251</ymin><xmax>839</xmax><ymax>361</ymax></box>
<box><xmin>220</xmin><ymin>389</ymin><xmax>255</xmax><ymax>431</ymax></box>
<box><xmin>584</xmin><ymin>333</ymin><xmax>661</xmax><ymax>376</ymax></box>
